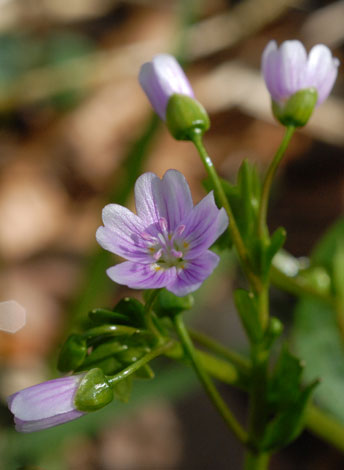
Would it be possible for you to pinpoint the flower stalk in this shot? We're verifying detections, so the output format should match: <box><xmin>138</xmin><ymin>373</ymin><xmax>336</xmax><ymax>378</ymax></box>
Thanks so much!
<box><xmin>191</xmin><ymin>131</ymin><xmax>262</xmax><ymax>294</ymax></box>
<box><xmin>173</xmin><ymin>313</ymin><xmax>248</xmax><ymax>445</ymax></box>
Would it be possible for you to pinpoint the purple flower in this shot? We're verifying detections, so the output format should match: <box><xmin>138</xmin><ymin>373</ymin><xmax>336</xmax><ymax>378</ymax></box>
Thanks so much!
<box><xmin>8</xmin><ymin>375</ymin><xmax>85</xmax><ymax>432</ymax></box>
<box><xmin>96</xmin><ymin>170</ymin><xmax>228</xmax><ymax>296</ymax></box>
<box><xmin>262</xmin><ymin>40</ymin><xmax>339</xmax><ymax>105</ymax></box>
<box><xmin>139</xmin><ymin>54</ymin><xmax>194</xmax><ymax>120</ymax></box>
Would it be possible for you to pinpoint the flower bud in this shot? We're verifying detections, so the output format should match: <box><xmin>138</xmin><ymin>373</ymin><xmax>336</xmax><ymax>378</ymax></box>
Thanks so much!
<box><xmin>74</xmin><ymin>368</ymin><xmax>113</xmax><ymax>412</ymax></box>
<box><xmin>166</xmin><ymin>94</ymin><xmax>210</xmax><ymax>140</ymax></box>
<box><xmin>271</xmin><ymin>88</ymin><xmax>318</xmax><ymax>127</ymax></box>
<box><xmin>58</xmin><ymin>334</ymin><xmax>87</xmax><ymax>372</ymax></box>
<box><xmin>262</xmin><ymin>40</ymin><xmax>339</xmax><ymax>127</ymax></box>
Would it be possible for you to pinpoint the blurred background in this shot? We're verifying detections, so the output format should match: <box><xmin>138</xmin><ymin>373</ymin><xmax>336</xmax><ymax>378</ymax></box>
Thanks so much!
<box><xmin>0</xmin><ymin>0</ymin><xmax>343</xmax><ymax>468</ymax></box>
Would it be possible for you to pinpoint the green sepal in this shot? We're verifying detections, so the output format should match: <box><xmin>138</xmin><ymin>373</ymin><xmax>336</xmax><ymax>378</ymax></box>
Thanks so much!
<box><xmin>166</xmin><ymin>94</ymin><xmax>210</xmax><ymax>140</ymax></box>
<box><xmin>153</xmin><ymin>288</ymin><xmax>194</xmax><ymax>318</ymax></box>
<box><xmin>233</xmin><ymin>289</ymin><xmax>263</xmax><ymax>343</ymax></box>
<box><xmin>113</xmin><ymin>377</ymin><xmax>133</xmax><ymax>403</ymax></box>
<box><xmin>272</xmin><ymin>88</ymin><xmax>317</xmax><ymax>128</ymax></box>
<box><xmin>57</xmin><ymin>334</ymin><xmax>87</xmax><ymax>372</ymax></box>
<box><xmin>74</xmin><ymin>368</ymin><xmax>113</xmax><ymax>412</ymax></box>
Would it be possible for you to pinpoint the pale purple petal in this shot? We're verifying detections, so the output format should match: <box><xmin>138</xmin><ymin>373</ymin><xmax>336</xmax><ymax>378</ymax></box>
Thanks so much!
<box><xmin>262</xmin><ymin>39</ymin><xmax>339</xmax><ymax>106</ymax></box>
<box><xmin>96</xmin><ymin>204</ymin><xmax>150</xmax><ymax>263</ymax></box>
<box><xmin>161</xmin><ymin>169</ymin><xmax>193</xmax><ymax>230</ymax></box>
<box><xmin>107</xmin><ymin>261</ymin><xmax>176</xmax><ymax>290</ymax></box>
<box><xmin>14</xmin><ymin>410</ymin><xmax>84</xmax><ymax>433</ymax></box>
<box><xmin>134</xmin><ymin>172</ymin><xmax>166</xmax><ymax>228</ymax></box>
<box><xmin>278</xmin><ymin>41</ymin><xmax>308</xmax><ymax>96</ymax></box>
<box><xmin>306</xmin><ymin>44</ymin><xmax>339</xmax><ymax>104</ymax></box>
<box><xmin>167</xmin><ymin>251</ymin><xmax>220</xmax><ymax>296</ymax></box>
<box><xmin>181</xmin><ymin>192</ymin><xmax>228</xmax><ymax>258</ymax></box>
<box><xmin>139</xmin><ymin>54</ymin><xmax>194</xmax><ymax>120</ymax></box>
<box><xmin>8</xmin><ymin>375</ymin><xmax>85</xmax><ymax>432</ymax></box>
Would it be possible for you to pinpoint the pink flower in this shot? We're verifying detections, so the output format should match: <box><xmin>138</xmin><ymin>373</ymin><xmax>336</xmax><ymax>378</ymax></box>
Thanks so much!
<box><xmin>262</xmin><ymin>40</ymin><xmax>339</xmax><ymax>105</ymax></box>
<box><xmin>96</xmin><ymin>170</ymin><xmax>228</xmax><ymax>296</ymax></box>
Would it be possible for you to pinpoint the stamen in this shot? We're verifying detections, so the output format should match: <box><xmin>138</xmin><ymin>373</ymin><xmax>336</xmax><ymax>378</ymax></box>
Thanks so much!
<box><xmin>171</xmin><ymin>249</ymin><xmax>183</xmax><ymax>258</ymax></box>
<box><xmin>141</xmin><ymin>231</ymin><xmax>156</xmax><ymax>242</ymax></box>
<box><xmin>153</xmin><ymin>248</ymin><xmax>163</xmax><ymax>260</ymax></box>
<box><xmin>159</xmin><ymin>217</ymin><xmax>168</xmax><ymax>233</ymax></box>
<box><xmin>157</xmin><ymin>233</ymin><xmax>167</xmax><ymax>247</ymax></box>
<box><xmin>176</xmin><ymin>224</ymin><xmax>186</xmax><ymax>236</ymax></box>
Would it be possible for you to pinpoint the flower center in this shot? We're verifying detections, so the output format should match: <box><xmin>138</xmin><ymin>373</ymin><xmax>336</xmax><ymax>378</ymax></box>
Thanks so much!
<box><xmin>142</xmin><ymin>218</ymin><xmax>189</xmax><ymax>269</ymax></box>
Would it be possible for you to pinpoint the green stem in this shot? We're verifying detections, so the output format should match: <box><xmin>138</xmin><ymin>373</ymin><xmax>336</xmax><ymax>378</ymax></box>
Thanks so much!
<box><xmin>244</xmin><ymin>452</ymin><xmax>270</xmax><ymax>470</ymax></box>
<box><xmin>191</xmin><ymin>131</ymin><xmax>262</xmax><ymax>293</ymax></box>
<box><xmin>107</xmin><ymin>340</ymin><xmax>175</xmax><ymax>385</ymax></box>
<box><xmin>144</xmin><ymin>289</ymin><xmax>163</xmax><ymax>340</ymax></box>
<box><xmin>306</xmin><ymin>404</ymin><xmax>344</xmax><ymax>453</ymax></box>
<box><xmin>173</xmin><ymin>313</ymin><xmax>248</xmax><ymax>444</ymax></box>
<box><xmin>258</xmin><ymin>126</ymin><xmax>295</xmax><ymax>239</ymax></box>
<box><xmin>188</xmin><ymin>328</ymin><xmax>251</xmax><ymax>372</ymax></box>
<box><xmin>270</xmin><ymin>264</ymin><xmax>335</xmax><ymax>307</ymax></box>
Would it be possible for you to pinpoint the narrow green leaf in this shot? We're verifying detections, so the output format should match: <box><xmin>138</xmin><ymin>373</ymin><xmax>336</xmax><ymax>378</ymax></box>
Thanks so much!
<box><xmin>233</xmin><ymin>289</ymin><xmax>262</xmax><ymax>343</ymax></box>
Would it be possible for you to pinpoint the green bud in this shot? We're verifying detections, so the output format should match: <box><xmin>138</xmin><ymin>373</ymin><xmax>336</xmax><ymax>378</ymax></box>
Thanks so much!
<box><xmin>74</xmin><ymin>368</ymin><xmax>113</xmax><ymax>412</ymax></box>
<box><xmin>272</xmin><ymin>88</ymin><xmax>318</xmax><ymax>128</ymax></box>
<box><xmin>166</xmin><ymin>94</ymin><xmax>210</xmax><ymax>140</ymax></box>
<box><xmin>154</xmin><ymin>288</ymin><xmax>194</xmax><ymax>318</ymax></box>
<box><xmin>57</xmin><ymin>334</ymin><xmax>87</xmax><ymax>372</ymax></box>
<box><xmin>262</xmin><ymin>317</ymin><xmax>284</xmax><ymax>350</ymax></box>
<box><xmin>299</xmin><ymin>267</ymin><xmax>331</xmax><ymax>295</ymax></box>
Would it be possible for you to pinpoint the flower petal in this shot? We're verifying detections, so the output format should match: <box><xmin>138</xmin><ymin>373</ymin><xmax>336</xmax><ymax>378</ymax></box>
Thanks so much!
<box><xmin>14</xmin><ymin>409</ymin><xmax>84</xmax><ymax>433</ymax></box>
<box><xmin>167</xmin><ymin>251</ymin><xmax>219</xmax><ymax>296</ymax></box>
<box><xmin>139</xmin><ymin>54</ymin><xmax>194</xmax><ymax>120</ymax></box>
<box><xmin>96</xmin><ymin>204</ymin><xmax>150</xmax><ymax>263</ymax></box>
<box><xmin>8</xmin><ymin>376</ymin><xmax>82</xmax><ymax>422</ymax></box>
<box><xmin>181</xmin><ymin>192</ymin><xmax>228</xmax><ymax>258</ymax></box>
<box><xmin>161</xmin><ymin>169</ymin><xmax>193</xmax><ymax>230</ymax></box>
<box><xmin>134</xmin><ymin>172</ymin><xmax>166</xmax><ymax>228</ymax></box>
<box><xmin>107</xmin><ymin>261</ymin><xmax>176</xmax><ymax>290</ymax></box>
<box><xmin>306</xmin><ymin>44</ymin><xmax>339</xmax><ymax>105</ymax></box>
<box><xmin>262</xmin><ymin>40</ymin><xmax>308</xmax><ymax>102</ymax></box>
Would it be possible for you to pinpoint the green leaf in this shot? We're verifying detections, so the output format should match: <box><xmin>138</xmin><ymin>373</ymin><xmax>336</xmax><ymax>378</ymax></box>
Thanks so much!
<box><xmin>268</xmin><ymin>347</ymin><xmax>303</xmax><ymax>409</ymax></box>
<box><xmin>113</xmin><ymin>377</ymin><xmax>133</xmax><ymax>403</ymax></box>
<box><xmin>153</xmin><ymin>289</ymin><xmax>194</xmax><ymax>317</ymax></box>
<box><xmin>293</xmin><ymin>217</ymin><xmax>344</xmax><ymax>424</ymax></box>
<box><xmin>57</xmin><ymin>334</ymin><xmax>87</xmax><ymax>372</ymax></box>
<box><xmin>203</xmin><ymin>159</ymin><xmax>261</xmax><ymax>250</ymax></box>
<box><xmin>261</xmin><ymin>381</ymin><xmax>317</xmax><ymax>451</ymax></box>
<box><xmin>233</xmin><ymin>289</ymin><xmax>262</xmax><ymax>343</ymax></box>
